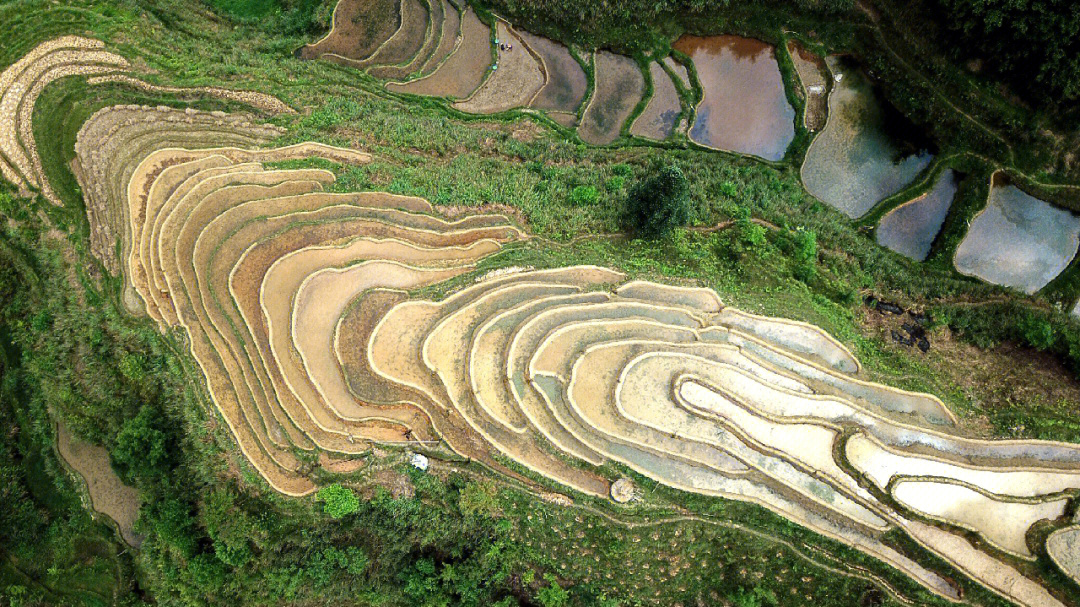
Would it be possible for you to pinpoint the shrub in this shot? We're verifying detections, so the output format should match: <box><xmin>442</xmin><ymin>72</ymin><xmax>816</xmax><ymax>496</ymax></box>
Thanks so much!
<box><xmin>569</xmin><ymin>185</ymin><xmax>599</xmax><ymax>206</ymax></box>
<box><xmin>1019</xmin><ymin>313</ymin><xmax>1057</xmax><ymax>351</ymax></box>
<box><xmin>791</xmin><ymin>229</ymin><xmax>818</xmax><ymax>264</ymax></box>
<box><xmin>735</xmin><ymin>219</ymin><xmax>768</xmax><ymax>249</ymax></box>
<box><xmin>623</xmin><ymin>163</ymin><xmax>691</xmax><ymax>238</ymax></box>
<box><xmin>112</xmin><ymin>405</ymin><xmax>171</xmax><ymax>481</ymax></box>
<box><xmin>317</xmin><ymin>484</ymin><xmax>359</xmax><ymax>518</ymax></box>
<box><xmin>790</xmin><ymin>229</ymin><xmax>818</xmax><ymax>281</ymax></box>
<box><xmin>536</xmin><ymin>573</ymin><xmax>569</xmax><ymax>607</ymax></box>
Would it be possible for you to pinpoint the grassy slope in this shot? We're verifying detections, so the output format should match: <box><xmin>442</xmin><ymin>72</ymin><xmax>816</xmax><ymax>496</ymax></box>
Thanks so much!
<box><xmin>0</xmin><ymin>0</ymin><xmax>1078</xmax><ymax>605</ymax></box>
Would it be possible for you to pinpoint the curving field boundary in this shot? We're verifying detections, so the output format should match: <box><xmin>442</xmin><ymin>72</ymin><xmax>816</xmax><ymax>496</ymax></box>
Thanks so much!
<box><xmin>60</xmin><ymin>93</ymin><xmax>1080</xmax><ymax>605</ymax></box>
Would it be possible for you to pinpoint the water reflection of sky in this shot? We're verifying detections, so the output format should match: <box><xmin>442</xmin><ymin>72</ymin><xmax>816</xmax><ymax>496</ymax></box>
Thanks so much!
<box><xmin>676</xmin><ymin>35</ymin><xmax>795</xmax><ymax>161</ymax></box>
<box><xmin>955</xmin><ymin>183</ymin><xmax>1080</xmax><ymax>293</ymax></box>
<box><xmin>802</xmin><ymin>58</ymin><xmax>933</xmax><ymax>218</ymax></box>
<box><xmin>876</xmin><ymin>170</ymin><xmax>958</xmax><ymax>261</ymax></box>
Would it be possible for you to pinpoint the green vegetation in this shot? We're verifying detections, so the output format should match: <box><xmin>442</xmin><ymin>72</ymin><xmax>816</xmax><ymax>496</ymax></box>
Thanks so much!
<box><xmin>3</xmin><ymin>0</ymin><xmax>1080</xmax><ymax>605</ymax></box>
<box><xmin>318</xmin><ymin>484</ymin><xmax>361</xmax><ymax>518</ymax></box>
<box><xmin>202</xmin><ymin>0</ymin><xmax>327</xmax><ymax>35</ymax></box>
<box><xmin>931</xmin><ymin>0</ymin><xmax>1080</xmax><ymax>102</ymax></box>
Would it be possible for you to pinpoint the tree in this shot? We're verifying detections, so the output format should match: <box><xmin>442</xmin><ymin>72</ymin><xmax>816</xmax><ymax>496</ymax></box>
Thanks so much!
<box><xmin>934</xmin><ymin>0</ymin><xmax>1080</xmax><ymax>101</ymax></box>
<box><xmin>317</xmin><ymin>484</ymin><xmax>359</xmax><ymax>518</ymax></box>
<box><xmin>1019</xmin><ymin>313</ymin><xmax>1057</xmax><ymax>351</ymax></box>
<box><xmin>623</xmin><ymin>163</ymin><xmax>691</xmax><ymax>238</ymax></box>
<box><xmin>112</xmin><ymin>404</ymin><xmax>171</xmax><ymax>481</ymax></box>
<box><xmin>536</xmin><ymin>573</ymin><xmax>569</xmax><ymax>607</ymax></box>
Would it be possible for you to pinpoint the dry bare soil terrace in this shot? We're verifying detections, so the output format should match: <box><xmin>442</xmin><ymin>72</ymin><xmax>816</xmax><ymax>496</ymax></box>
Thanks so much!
<box><xmin>6</xmin><ymin>31</ymin><xmax>1078</xmax><ymax>607</ymax></box>
<box><xmin>71</xmin><ymin>109</ymin><xmax>1080</xmax><ymax>607</ymax></box>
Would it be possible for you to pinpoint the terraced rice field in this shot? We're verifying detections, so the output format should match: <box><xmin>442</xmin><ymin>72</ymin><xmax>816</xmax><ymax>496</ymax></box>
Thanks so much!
<box><xmin>954</xmin><ymin>172</ymin><xmax>1080</xmax><ymax>294</ymax></box>
<box><xmin>298</xmin><ymin>0</ymin><xmax>402</xmax><ymax>65</ymax></box>
<box><xmin>7</xmin><ymin>28</ymin><xmax>1071</xmax><ymax>606</ymax></box>
<box><xmin>1047</xmin><ymin>526</ymin><xmax>1080</xmax><ymax>584</ymax></box>
<box><xmin>520</xmin><ymin>31</ymin><xmax>587</xmax><ymax>115</ymax></box>
<box><xmin>453</xmin><ymin>22</ymin><xmax>543</xmax><ymax>114</ymax></box>
<box><xmin>296</xmin><ymin>2</ymin><xmax>1078</xmax><ymax>302</ymax></box>
<box><xmin>386</xmin><ymin>5</ymin><xmax>491</xmax><ymax>99</ymax></box>
<box><xmin>631</xmin><ymin>61</ymin><xmax>682</xmax><ymax>141</ymax></box>
<box><xmin>0</xmin><ymin>35</ymin><xmax>129</xmax><ymax>203</ymax></box>
<box><xmin>675</xmin><ymin>35</ymin><xmax>795</xmax><ymax>161</ymax></box>
<box><xmin>801</xmin><ymin>56</ymin><xmax>933</xmax><ymax>218</ymax></box>
<box><xmin>65</xmin><ymin>96</ymin><xmax>1080</xmax><ymax>604</ymax></box>
<box><xmin>578</xmin><ymin>52</ymin><xmax>644</xmax><ymax>145</ymax></box>
<box><xmin>875</xmin><ymin>169</ymin><xmax>959</xmax><ymax>261</ymax></box>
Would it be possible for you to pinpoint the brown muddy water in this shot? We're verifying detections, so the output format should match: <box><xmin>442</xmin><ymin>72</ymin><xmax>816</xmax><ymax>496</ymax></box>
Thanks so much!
<box><xmin>631</xmin><ymin>61</ymin><xmax>681</xmax><ymax>140</ymax></box>
<box><xmin>578</xmin><ymin>51</ymin><xmax>644</xmax><ymax>145</ymax></box>
<box><xmin>521</xmin><ymin>31</ymin><xmax>587</xmax><ymax>114</ymax></box>
<box><xmin>675</xmin><ymin>35</ymin><xmax>795</xmax><ymax>161</ymax></box>
<box><xmin>876</xmin><ymin>169</ymin><xmax>959</xmax><ymax>261</ymax></box>
<box><xmin>954</xmin><ymin>174</ymin><xmax>1080</xmax><ymax>294</ymax></box>
<box><xmin>57</xmin><ymin>422</ymin><xmax>142</xmax><ymax>547</ymax></box>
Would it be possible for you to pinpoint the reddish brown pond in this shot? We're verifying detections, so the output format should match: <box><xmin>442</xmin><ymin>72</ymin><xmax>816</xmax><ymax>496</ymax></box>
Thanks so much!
<box><xmin>675</xmin><ymin>35</ymin><xmax>795</xmax><ymax>161</ymax></box>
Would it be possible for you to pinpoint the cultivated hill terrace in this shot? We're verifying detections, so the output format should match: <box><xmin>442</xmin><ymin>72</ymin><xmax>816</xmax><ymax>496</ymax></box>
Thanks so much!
<box><xmin>4</xmin><ymin>9</ymin><xmax>1080</xmax><ymax>607</ymax></box>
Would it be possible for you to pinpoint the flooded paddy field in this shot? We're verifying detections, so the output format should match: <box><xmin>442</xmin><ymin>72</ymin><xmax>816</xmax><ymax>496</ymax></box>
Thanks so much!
<box><xmin>801</xmin><ymin>56</ymin><xmax>933</xmax><ymax>218</ymax></box>
<box><xmin>520</xmin><ymin>31</ymin><xmax>587</xmax><ymax>114</ymax></box>
<box><xmin>954</xmin><ymin>175</ymin><xmax>1080</xmax><ymax>293</ymax></box>
<box><xmin>675</xmin><ymin>35</ymin><xmax>795</xmax><ymax>161</ymax></box>
<box><xmin>875</xmin><ymin>169</ymin><xmax>959</xmax><ymax>261</ymax></box>
<box><xmin>578</xmin><ymin>51</ymin><xmax>644</xmax><ymax>145</ymax></box>
<box><xmin>630</xmin><ymin>61</ymin><xmax>681</xmax><ymax>140</ymax></box>
<box><xmin>663</xmin><ymin>55</ymin><xmax>690</xmax><ymax>88</ymax></box>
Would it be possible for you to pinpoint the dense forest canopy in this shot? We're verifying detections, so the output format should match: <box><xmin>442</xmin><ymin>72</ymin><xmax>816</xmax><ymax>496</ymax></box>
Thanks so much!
<box><xmin>934</xmin><ymin>0</ymin><xmax>1080</xmax><ymax>101</ymax></box>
